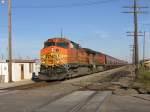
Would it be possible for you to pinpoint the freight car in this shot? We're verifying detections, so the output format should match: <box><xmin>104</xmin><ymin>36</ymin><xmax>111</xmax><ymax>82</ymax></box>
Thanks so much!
<box><xmin>38</xmin><ymin>37</ymin><xmax>127</xmax><ymax>81</ymax></box>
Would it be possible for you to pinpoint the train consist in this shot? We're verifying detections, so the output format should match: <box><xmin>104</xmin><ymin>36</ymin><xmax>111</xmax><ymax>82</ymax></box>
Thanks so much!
<box><xmin>39</xmin><ymin>37</ymin><xmax>127</xmax><ymax>81</ymax></box>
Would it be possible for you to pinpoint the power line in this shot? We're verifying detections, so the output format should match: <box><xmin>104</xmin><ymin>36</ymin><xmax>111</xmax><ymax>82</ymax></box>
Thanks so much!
<box><xmin>12</xmin><ymin>0</ymin><xmax>120</xmax><ymax>9</ymax></box>
<box><xmin>123</xmin><ymin>0</ymin><xmax>148</xmax><ymax>79</ymax></box>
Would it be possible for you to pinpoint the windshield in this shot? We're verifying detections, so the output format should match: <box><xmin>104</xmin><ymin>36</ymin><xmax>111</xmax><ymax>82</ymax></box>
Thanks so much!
<box><xmin>44</xmin><ymin>42</ymin><xmax>55</xmax><ymax>48</ymax></box>
<box><xmin>56</xmin><ymin>42</ymin><xmax>68</xmax><ymax>48</ymax></box>
<box><xmin>44</xmin><ymin>42</ymin><xmax>68</xmax><ymax>48</ymax></box>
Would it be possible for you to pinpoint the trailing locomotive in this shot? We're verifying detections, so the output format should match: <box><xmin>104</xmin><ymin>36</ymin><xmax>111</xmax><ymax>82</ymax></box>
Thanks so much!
<box><xmin>39</xmin><ymin>37</ymin><xmax>127</xmax><ymax>81</ymax></box>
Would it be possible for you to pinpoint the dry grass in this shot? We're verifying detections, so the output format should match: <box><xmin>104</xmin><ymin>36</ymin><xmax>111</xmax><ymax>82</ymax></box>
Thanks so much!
<box><xmin>136</xmin><ymin>71</ymin><xmax>150</xmax><ymax>92</ymax></box>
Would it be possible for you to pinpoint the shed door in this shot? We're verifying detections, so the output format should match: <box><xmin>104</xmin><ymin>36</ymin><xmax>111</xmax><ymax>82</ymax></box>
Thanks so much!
<box><xmin>21</xmin><ymin>64</ymin><xmax>24</xmax><ymax>80</ymax></box>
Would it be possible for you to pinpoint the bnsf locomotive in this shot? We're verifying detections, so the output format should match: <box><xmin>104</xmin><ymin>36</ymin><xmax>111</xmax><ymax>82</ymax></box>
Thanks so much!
<box><xmin>38</xmin><ymin>37</ymin><xmax>126</xmax><ymax>81</ymax></box>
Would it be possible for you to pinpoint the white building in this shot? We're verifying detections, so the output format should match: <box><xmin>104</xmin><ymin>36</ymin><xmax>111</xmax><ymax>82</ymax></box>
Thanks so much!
<box><xmin>144</xmin><ymin>59</ymin><xmax>150</xmax><ymax>69</ymax></box>
<box><xmin>0</xmin><ymin>60</ymin><xmax>40</xmax><ymax>83</ymax></box>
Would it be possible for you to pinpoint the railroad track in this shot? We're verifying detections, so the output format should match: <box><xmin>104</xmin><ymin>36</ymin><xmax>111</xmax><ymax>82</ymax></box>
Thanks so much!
<box><xmin>0</xmin><ymin>81</ymin><xmax>60</xmax><ymax>97</ymax></box>
<box><xmin>67</xmin><ymin>91</ymin><xmax>112</xmax><ymax>112</ymax></box>
<box><xmin>2</xmin><ymin>81</ymin><xmax>60</xmax><ymax>90</ymax></box>
<box><xmin>68</xmin><ymin>91</ymin><xmax>97</xmax><ymax>112</ymax></box>
<box><xmin>0</xmin><ymin>67</ymin><xmax>127</xmax><ymax>97</ymax></box>
<box><xmin>5</xmin><ymin>68</ymin><xmax>127</xmax><ymax>91</ymax></box>
<box><xmin>35</xmin><ymin>91</ymin><xmax>112</xmax><ymax>112</ymax></box>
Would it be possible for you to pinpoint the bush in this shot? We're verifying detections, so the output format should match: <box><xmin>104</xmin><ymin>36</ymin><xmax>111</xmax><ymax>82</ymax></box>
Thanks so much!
<box><xmin>142</xmin><ymin>71</ymin><xmax>150</xmax><ymax>80</ymax></box>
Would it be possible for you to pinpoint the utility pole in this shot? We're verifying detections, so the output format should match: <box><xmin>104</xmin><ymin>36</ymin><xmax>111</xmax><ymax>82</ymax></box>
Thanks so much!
<box><xmin>129</xmin><ymin>44</ymin><xmax>135</xmax><ymax>65</ymax></box>
<box><xmin>133</xmin><ymin>0</ymin><xmax>138</xmax><ymax>74</ymax></box>
<box><xmin>123</xmin><ymin>0</ymin><xmax>148</xmax><ymax>79</ymax></box>
<box><xmin>8</xmin><ymin>0</ymin><xmax>12</xmax><ymax>82</ymax></box>
<box><xmin>143</xmin><ymin>31</ymin><xmax>146</xmax><ymax>62</ymax></box>
<box><xmin>142</xmin><ymin>31</ymin><xmax>146</xmax><ymax>71</ymax></box>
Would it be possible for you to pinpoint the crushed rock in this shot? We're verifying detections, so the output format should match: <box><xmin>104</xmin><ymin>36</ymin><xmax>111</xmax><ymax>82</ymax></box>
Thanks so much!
<box><xmin>113</xmin><ymin>89</ymin><xmax>139</xmax><ymax>95</ymax></box>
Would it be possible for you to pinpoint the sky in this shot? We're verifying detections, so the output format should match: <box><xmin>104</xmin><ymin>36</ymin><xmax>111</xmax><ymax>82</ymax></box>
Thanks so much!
<box><xmin>0</xmin><ymin>0</ymin><xmax>150</xmax><ymax>62</ymax></box>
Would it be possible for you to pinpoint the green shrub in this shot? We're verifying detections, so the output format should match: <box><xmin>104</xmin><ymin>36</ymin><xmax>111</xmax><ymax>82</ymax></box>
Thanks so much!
<box><xmin>142</xmin><ymin>71</ymin><xmax>150</xmax><ymax>80</ymax></box>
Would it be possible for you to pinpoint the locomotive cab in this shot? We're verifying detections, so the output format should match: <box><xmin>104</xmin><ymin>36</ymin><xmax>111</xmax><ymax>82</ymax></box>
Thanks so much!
<box><xmin>41</xmin><ymin>38</ymin><xmax>72</xmax><ymax>67</ymax></box>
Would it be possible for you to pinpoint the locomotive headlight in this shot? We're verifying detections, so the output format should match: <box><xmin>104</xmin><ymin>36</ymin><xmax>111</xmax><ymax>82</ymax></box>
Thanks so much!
<box><xmin>52</xmin><ymin>48</ymin><xmax>54</xmax><ymax>52</ymax></box>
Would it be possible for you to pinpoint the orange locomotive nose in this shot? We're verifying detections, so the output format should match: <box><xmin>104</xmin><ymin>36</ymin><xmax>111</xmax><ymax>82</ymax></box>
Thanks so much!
<box><xmin>41</xmin><ymin>46</ymin><xmax>68</xmax><ymax>67</ymax></box>
<box><xmin>41</xmin><ymin>47</ymin><xmax>57</xmax><ymax>66</ymax></box>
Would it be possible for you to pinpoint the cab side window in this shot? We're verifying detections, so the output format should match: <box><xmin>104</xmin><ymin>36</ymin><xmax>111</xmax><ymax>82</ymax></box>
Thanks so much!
<box><xmin>71</xmin><ymin>42</ymin><xmax>79</xmax><ymax>49</ymax></box>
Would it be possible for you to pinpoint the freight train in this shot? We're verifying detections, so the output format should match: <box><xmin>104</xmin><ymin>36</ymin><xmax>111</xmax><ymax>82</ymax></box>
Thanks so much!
<box><xmin>38</xmin><ymin>37</ymin><xmax>127</xmax><ymax>81</ymax></box>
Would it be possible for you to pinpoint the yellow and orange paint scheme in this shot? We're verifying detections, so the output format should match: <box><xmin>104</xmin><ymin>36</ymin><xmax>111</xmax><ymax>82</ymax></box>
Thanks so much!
<box><xmin>40</xmin><ymin>38</ymin><xmax>86</xmax><ymax>67</ymax></box>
